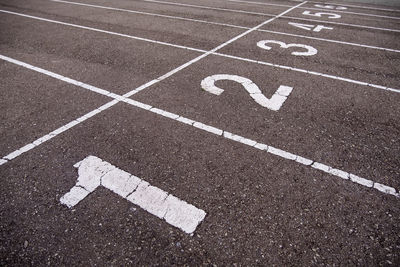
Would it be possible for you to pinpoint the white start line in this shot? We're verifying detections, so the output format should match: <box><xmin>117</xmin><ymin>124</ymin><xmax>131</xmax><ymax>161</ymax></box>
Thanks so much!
<box><xmin>49</xmin><ymin>0</ymin><xmax>400</xmax><ymax>53</ymax></box>
<box><xmin>1</xmin><ymin>9</ymin><xmax>400</xmax><ymax>94</ymax></box>
<box><xmin>0</xmin><ymin>55</ymin><xmax>399</xmax><ymax>200</ymax></box>
<box><xmin>60</xmin><ymin>155</ymin><xmax>206</xmax><ymax>234</ymax></box>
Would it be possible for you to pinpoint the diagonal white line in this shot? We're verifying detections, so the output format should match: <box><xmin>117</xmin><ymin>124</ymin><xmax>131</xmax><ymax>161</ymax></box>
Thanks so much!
<box><xmin>0</xmin><ymin>1</ymin><xmax>307</xmax><ymax>163</ymax></box>
<box><xmin>143</xmin><ymin>0</ymin><xmax>400</xmax><ymax>33</ymax></box>
<box><xmin>50</xmin><ymin>0</ymin><xmax>400</xmax><ymax>53</ymax></box>
<box><xmin>1</xmin><ymin>9</ymin><xmax>399</xmax><ymax>93</ymax></box>
<box><xmin>1</xmin><ymin>55</ymin><xmax>398</xmax><ymax>199</ymax></box>
<box><xmin>228</xmin><ymin>0</ymin><xmax>400</xmax><ymax>20</ymax></box>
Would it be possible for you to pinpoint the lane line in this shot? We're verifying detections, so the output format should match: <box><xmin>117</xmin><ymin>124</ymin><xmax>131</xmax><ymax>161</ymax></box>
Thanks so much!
<box><xmin>0</xmin><ymin>1</ymin><xmax>306</xmax><ymax>163</ymax></box>
<box><xmin>50</xmin><ymin>0</ymin><xmax>400</xmax><ymax>53</ymax></box>
<box><xmin>311</xmin><ymin>1</ymin><xmax>400</xmax><ymax>12</ymax></box>
<box><xmin>50</xmin><ymin>0</ymin><xmax>249</xmax><ymax>30</ymax></box>
<box><xmin>228</xmin><ymin>0</ymin><xmax>400</xmax><ymax>20</ymax></box>
<box><xmin>61</xmin><ymin>155</ymin><xmax>206</xmax><ymax>234</ymax></box>
<box><xmin>0</xmin><ymin>10</ymin><xmax>205</xmax><ymax>53</ymax></box>
<box><xmin>1</xmin><ymin>56</ymin><xmax>398</xmax><ymax>199</ymax></box>
<box><xmin>2</xmin><ymin>10</ymin><xmax>399</xmax><ymax>93</ymax></box>
<box><xmin>143</xmin><ymin>0</ymin><xmax>400</xmax><ymax>33</ymax></box>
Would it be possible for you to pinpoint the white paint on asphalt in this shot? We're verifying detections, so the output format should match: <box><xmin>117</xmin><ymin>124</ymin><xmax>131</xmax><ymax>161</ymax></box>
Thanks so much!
<box><xmin>256</xmin><ymin>40</ymin><xmax>318</xmax><ymax>56</ymax></box>
<box><xmin>201</xmin><ymin>74</ymin><xmax>293</xmax><ymax>111</ymax></box>
<box><xmin>0</xmin><ymin>1</ymin><xmax>306</xmax><ymax>162</ymax></box>
<box><xmin>49</xmin><ymin>0</ymin><xmax>400</xmax><ymax>53</ymax></box>
<box><xmin>0</xmin><ymin>10</ymin><xmax>205</xmax><ymax>53</ymax></box>
<box><xmin>228</xmin><ymin>0</ymin><xmax>400</xmax><ymax>20</ymax></box>
<box><xmin>2</xmin><ymin>10</ymin><xmax>400</xmax><ymax>93</ymax></box>
<box><xmin>143</xmin><ymin>0</ymin><xmax>400</xmax><ymax>33</ymax></box>
<box><xmin>61</xmin><ymin>155</ymin><xmax>206</xmax><ymax>234</ymax></box>
<box><xmin>1</xmin><ymin>57</ymin><xmax>398</xmax><ymax>198</ymax></box>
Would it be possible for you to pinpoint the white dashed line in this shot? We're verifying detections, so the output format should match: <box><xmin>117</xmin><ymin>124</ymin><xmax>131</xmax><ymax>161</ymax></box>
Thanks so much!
<box><xmin>143</xmin><ymin>0</ymin><xmax>400</xmax><ymax>33</ymax></box>
<box><xmin>1</xmin><ymin>55</ymin><xmax>398</xmax><ymax>199</ymax></box>
<box><xmin>50</xmin><ymin>0</ymin><xmax>400</xmax><ymax>53</ymax></box>
<box><xmin>61</xmin><ymin>155</ymin><xmax>206</xmax><ymax>234</ymax></box>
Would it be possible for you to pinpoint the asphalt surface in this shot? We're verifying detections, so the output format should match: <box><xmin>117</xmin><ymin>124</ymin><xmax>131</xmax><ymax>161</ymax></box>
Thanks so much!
<box><xmin>1</xmin><ymin>0</ymin><xmax>400</xmax><ymax>265</ymax></box>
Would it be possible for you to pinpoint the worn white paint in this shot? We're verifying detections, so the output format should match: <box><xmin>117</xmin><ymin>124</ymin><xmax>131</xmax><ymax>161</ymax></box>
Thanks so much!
<box><xmin>230</xmin><ymin>0</ymin><xmax>400</xmax><ymax>19</ymax></box>
<box><xmin>314</xmin><ymin>4</ymin><xmax>347</xmax><ymax>10</ymax></box>
<box><xmin>201</xmin><ymin>74</ymin><xmax>293</xmax><ymax>111</ymax></box>
<box><xmin>302</xmin><ymin>10</ymin><xmax>341</xmax><ymax>19</ymax></box>
<box><xmin>257</xmin><ymin>40</ymin><xmax>318</xmax><ymax>56</ymax></box>
<box><xmin>2</xmin><ymin>10</ymin><xmax>400</xmax><ymax>91</ymax></box>
<box><xmin>288</xmin><ymin>22</ymin><xmax>333</xmax><ymax>32</ymax></box>
<box><xmin>1</xmin><ymin>57</ymin><xmax>398</xmax><ymax>199</ymax></box>
<box><xmin>61</xmin><ymin>156</ymin><xmax>206</xmax><ymax>234</ymax></box>
<box><xmin>48</xmin><ymin>0</ymin><xmax>400</xmax><ymax>53</ymax></box>
<box><xmin>0</xmin><ymin>2</ymin><xmax>305</xmax><ymax>164</ymax></box>
<box><xmin>142</xmin><ymin>0</ymin><xmax>400</xmax><ymax>33</ymax></box>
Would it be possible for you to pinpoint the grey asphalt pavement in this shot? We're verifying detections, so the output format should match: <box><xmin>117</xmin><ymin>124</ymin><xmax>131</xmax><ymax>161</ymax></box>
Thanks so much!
<box><xmin>1</xmin><ymin>0</ymin><xmax>399</xmax><ymax>265</ymax></box>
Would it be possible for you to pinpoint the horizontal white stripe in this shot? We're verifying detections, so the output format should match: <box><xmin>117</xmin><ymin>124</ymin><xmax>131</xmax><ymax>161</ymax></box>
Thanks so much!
<box><xmin>143</xmin><ymin>0</ymin><xmax>400</xmax><ymax>33</ymax></box>
<box><xmin>2</xmin><ymin>11</ymin><xmax>398</xmax><ymax>92</ymax></box>
<box><xmin>228</xmin><ymin>0</ymin><xmax>400</xmax><ymax>20</ymax></box>
<box><xmin>50</xmin><ymin>0</ymin><xmax>400</xmax><ymax>53</ymax></box>
<box><xmin>2</xmin><ymin>55</ymin><xmax>398</xmax><ymax>199</ymax></box>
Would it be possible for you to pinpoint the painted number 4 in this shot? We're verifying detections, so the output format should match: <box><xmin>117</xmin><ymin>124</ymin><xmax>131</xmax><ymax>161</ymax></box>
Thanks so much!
<box><xmin>201</xmin><ymin>74</ymin><xmax>293</xmax><ymax>111</ymax></box>
<box><xmin>289</xmin><ymin>22</ymin><xmax>333</xmax><ymax>32</ymax></box>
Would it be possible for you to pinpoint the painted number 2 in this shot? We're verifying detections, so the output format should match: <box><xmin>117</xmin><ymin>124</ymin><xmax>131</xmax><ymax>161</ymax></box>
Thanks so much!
<box><xmin>257</xmin><ymin>40</ymin><xmax>318</xmax><ymax>56</ymax></box>
<box><xmin>201</xmin><ymin>74</ymin><xmax>293</xmax><ymax>111</ymax></box>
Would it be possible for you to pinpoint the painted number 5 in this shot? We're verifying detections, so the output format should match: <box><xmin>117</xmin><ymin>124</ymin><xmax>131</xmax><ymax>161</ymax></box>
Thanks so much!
<box><xmin>303</xmin><ymin>11</ymin><xmax>341</xmax><ymax>19</ymax></box>
<box><xmin>257</xmin><ymin>40</ymin><xmax>318</xmax><ymax>56</ymax></box>
<box><xmin>201</xmin><ymin>74</ymin><xmax>293</xmax><ymax>111</ymax></box>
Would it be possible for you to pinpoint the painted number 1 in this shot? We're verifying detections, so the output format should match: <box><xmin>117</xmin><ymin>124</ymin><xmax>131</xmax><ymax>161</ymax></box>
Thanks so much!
<box><xmin>201</xmin><ymin>74</ymin><xmax>293</xmax><ymax>111</ymax></box>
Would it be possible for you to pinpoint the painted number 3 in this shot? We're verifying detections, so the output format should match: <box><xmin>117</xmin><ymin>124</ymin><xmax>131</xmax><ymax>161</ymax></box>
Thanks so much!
<box><xmin>201</xmin><ymin>74</ymin><xmax>293</xmax><ymax>111</ymax></box>
<box><xmin>257</xmin><ymin>40</ymin><xmax>318</xmax><ymax>56</ymax></box>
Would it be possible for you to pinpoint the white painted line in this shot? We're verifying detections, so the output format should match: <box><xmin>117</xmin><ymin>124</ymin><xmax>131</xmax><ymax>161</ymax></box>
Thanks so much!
<box><xmin>50</xmin><ymin>0</ymin><xmax>249</xmax><ymax>30</ymax></box>
<box><xmin>257</xmin><ymin>29</ymin><xmax>400</xmax><ymax>53</ymax></box>
<box><xmin>211</xmin><ymin>52</ymin><xmax>400</xmax><ymax>94</ymax></box>
<box><xmin>3</xmin><ymin>10</ymin><xmax>400</xmax><ymax>92</ymax></box>
<box><xmin>323</xmin><ymin>1</ymin><xmax>400</xmax><ymax>13</ymax></box>
<box><xmin>61</xmin><ymin>155</ymin><xmax>206</xmax><ymax>234</ymax></box>
<box><xmin>50</xmin><ymin>0</ymin><xmax>400</xmax><ymax>53</ymax></box>
<box><xmin>143</xmin><ymin>108</ymin><xmax>399</xmax><ymax>198</ymax></box>
<box><xmin>143</xmin><ymin>0</ymin><xmax>400</xmax><ymax>33</ymax></box>
<box><xmin>0</xmin><ymin>10</ymin><xmax>205</xmax><ymax>53</ymax></box>
<box><xmin>0</xmin><ymin>2</ymin><xmax>306</xmax><ymax>163</ymax></box>
<box><xmin>228</xmin><ymin>0</ymin><xmax>400</xmax><ymax>20</ymax></box>
<box><xmin>2</xmin><ymin>56</ymin><xmax>398</xmax><ymax>199</ymax></box>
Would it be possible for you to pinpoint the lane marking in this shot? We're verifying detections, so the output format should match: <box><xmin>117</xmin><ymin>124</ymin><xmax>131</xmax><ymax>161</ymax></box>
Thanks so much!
<box><xmin>201</xmin><ymin>74</ymin><xmax>293</xmax><ymax>111</ymax></box>
<box><xmin>315</xmin><ymin>1</ymin><xmax>400</xmax><ymax>13</ymax></box>
<box><xmin>0</xmin><ymin>1</ymin><xmax>306</xmax><ymax>163</ymax></box>
<box><xmin>50</xmin><ymin>0</ymin><xmax>250</xmax><ymax>30</ymax></box>
<box><xmin>1</xmin><ymin>11</ymin><xmax>399</xmax><ymax>92</ymax></box>
<box><xmin>143</xmin><ymin>0</ymin><xmax>400</xmax><ymax>33</ymax></box>
<box><xmin>257</xmin><ymin>29</ymin><xmax>400</xmax><ymax>53</ymax></box>
<box><xmin>1</xmin><ymin>56</ymin><xmax>398</xmax><ymax>199</ymax></box>
<box><xmin>211</xmin><ymin>52</ymin><xmax>400</xmax><ymax>93</ymax></box>
<box><xmin>228</xmin><ymin>0</ymin><xmax>400</xmax><ymax>20</ymax></box>
<box><xmin>256</xmin><ymin>40</ymin><xmax>318</xmax><ymax>56</ymax></box>
<box><xmin>0</xmin><ymin>10</ymin><xmax>205</xmax><ymax>53</ymax></box>
<box><xmin>60</xmin><ymin>155</ymin><xmax>206</xmax><ymax>234</ymax></box>
<box><xmin>49</xmin><ymin>0</ymin><xmax>400</xmax><ymax>53</ymax></box>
